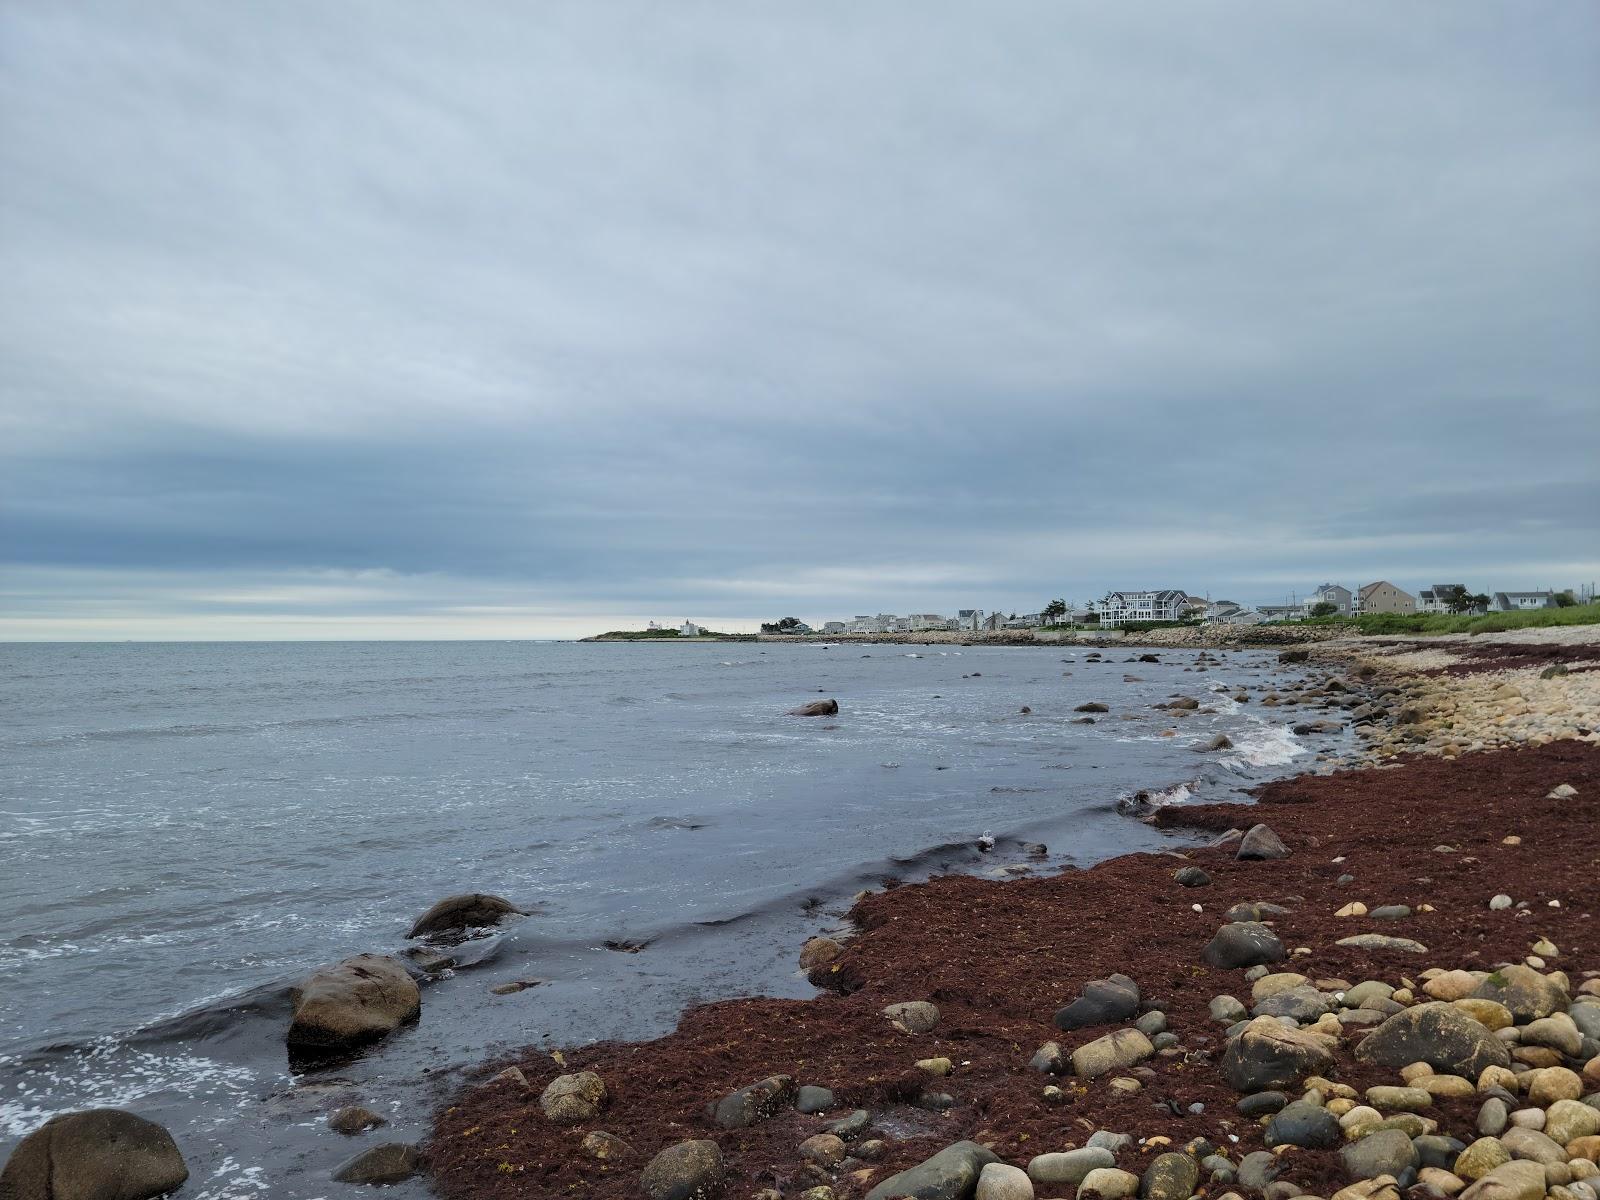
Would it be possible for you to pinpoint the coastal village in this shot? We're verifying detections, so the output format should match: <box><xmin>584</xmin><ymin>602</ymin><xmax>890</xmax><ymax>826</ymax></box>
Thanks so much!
<box><xmin>640</xmin><ymin>584</ymin><xmax>1596</xmax><ymax>639</ymax></box>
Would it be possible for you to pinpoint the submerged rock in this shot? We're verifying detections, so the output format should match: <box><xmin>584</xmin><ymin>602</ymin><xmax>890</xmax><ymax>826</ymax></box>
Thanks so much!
<box><xmin>331</xmin><ymin>1142</ymin><xmax>423</xmax><ymax>1184</ymax></box>
<box><xmin>0</xmin><ymin>1109</ymin><xmax>188</xmax><ymax>1200</ymax></box>
<box><xmin>328</xmin><ymin>1105</ymin><xmax>387</xmax><ymax>1135</ymax></box>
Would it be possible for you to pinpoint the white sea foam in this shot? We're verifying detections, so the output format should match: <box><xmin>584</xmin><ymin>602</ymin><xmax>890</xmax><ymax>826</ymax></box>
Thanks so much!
<box><xmin>1224</xmin><ymin>722</ymin><xmax>1306</xmax><ymax>767</ymax></box>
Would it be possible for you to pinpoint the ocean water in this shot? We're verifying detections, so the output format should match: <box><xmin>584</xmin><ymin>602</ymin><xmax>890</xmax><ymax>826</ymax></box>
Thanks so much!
<box><xmin>0</xmin><ymin>640</ymin><xmax>1338</xmax><ymax>1194</ymax></box>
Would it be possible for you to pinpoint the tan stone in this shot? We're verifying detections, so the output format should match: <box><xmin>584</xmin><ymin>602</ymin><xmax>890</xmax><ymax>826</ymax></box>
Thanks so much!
<box><xmin>1418</xmin><ymin>1168</ymin><xmax>1467</xmax><ymax>1195</ymax></box>
<box><xmin>1333</xmin><ymin>1178</ymin><xmax>1400</xmax><ymax>1200</ymax></box>
<box><xmin>1427</xmin><ymin>971</ymin><xmax>1485</xmax><ymax>1001</ymax></box>
<box><xmin>916</xmin><ymin>1057</ymin><xmax>953</xmax><ymax>1076</ymax></box>
<box><xmin>1512</xmin><ymin>1045</ymin><xmax>1564</xmax><ymax>1068</ymax></box>
<box><xmin>1458</xmin><ymin>1160</ymin><xmax>1547</xmax><ymax>1200</ymax></box>
<box><xmin>1545</xmin><ymin>1101</ymin><xmax>1600</xmax><ymax>1148</ymax></box>
<box><xmin>1367</xmin><ymin>1085</ymin><xmax>1432</xmax><ymax>1111</ymax></box>
<box><xmin>1568</xmin><ymin>1137</ymin><xmax>1600</xmax><ymax>1163</ymax></box>
<box><xmin>1071</xmin><ymin>1028</ymin><xmax>1154</xmax><ymax>1080</ymax></box>
<box><xmin>1253</xmin><ymin>972</ymin><xmax>1310</xmax><ymax>1003</ymax></box>
<box><xmin>1336</xmin><ymin>902</ymin><xmax>1369</xmax><ymax>918</ymax></box>
<box><xmin>1456</xmin><ymin>999</ymin><xmax>1514</xmax><ymax>1032</ymax></box>
<box><xmin>1340</xmin><ymin>1106</ymin><xmax>1385</xmax><ymax>1139</ymax></box>
<box><xmin>540</xmin><ymin>1072</ymin><xmax>606</xmax><ymax>1123</ymax></box>
<box><xmin>1478</xmin><ymin>1065</ymin><xmax>1519</xmax><ymax>1094</ymax></box>
<box><xmin>1528</xmin><ymin>1066</ymin><xmax>1584</xmax><ymax>1105</ymax></box>
<box><xmin>1455</xmin><ymin>1138</ymin><xmax>1511</xmax><ymax>1181</ymax></box>
<box><xmin>799</xmin><ymin>937</ymin><xmax>845</xmax><ymax>971</ymax></box>
<box><xmin>1502</xmin><ymin>1127</ymin><xmax>1567</xmax><ymax>1167</ymax></box>
<box><xmin>1401</xmin><ymin>1061</ymin><xmax>1437</xmax><ymax>1082</ymax></box>
<box><xmin>1423</xmin><ymin>1075</ymin><xmax>1477</xmax><ymax>1099</ymax></box>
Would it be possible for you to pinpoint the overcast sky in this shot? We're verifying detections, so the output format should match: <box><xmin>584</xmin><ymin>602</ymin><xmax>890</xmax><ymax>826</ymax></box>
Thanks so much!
<box><xmin>2</xmin><ymin>2</ymin><xmax>1597</xmax><ymax>640</ymax></box>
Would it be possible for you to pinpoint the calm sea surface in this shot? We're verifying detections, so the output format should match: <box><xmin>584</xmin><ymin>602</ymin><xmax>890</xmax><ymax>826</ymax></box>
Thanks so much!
<box><xmin>0</xmin><ymin>640</ymin><xmax>1336</xmax><ymax>1195</ymax></box>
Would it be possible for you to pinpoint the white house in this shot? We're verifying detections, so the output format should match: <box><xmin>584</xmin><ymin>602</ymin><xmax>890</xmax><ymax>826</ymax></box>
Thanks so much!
<box><xmin>1490</xmin><ymin>591</ymin><xmax>1557</xmax><ymax>612</ymax></box>
<box><xmin>1090</xmin><ymin>589</ymin><xmax>1190</xmax><ymax>627</ymax></box>
<box><xmin>679</xmin><ymin>620</ymin><xmax>704</xmax><ymax>637</ymax></box>
<box><xmin>1257</xmin><ymin>603</ymin><xmax>1307</xmax><ymax>622</ymax></box>
<box><xmin>955</xmin><ymin>608</ymin><xmax>984</xmax><ymax>631</ymax></box>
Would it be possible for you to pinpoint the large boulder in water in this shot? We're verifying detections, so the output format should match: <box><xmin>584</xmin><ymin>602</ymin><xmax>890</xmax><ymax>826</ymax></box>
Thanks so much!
<box><xmin>406</xmin><ymin>892</ymin><xmax>526</xmax><ymax>938</ymax></box>
<box><xmin>287</xmin><ymin>954</ymin><xmax>420</xmax><ymax>1053</ymax></box>
<box><xmin>788</xmin><ymin>699</ymin><xmax>839</xmax><ymax>716</ymax></box>
<box><xmin>0</xmin><ymin>1108</ymin><xmax>188</xmax><ymax>1200</ymax></box>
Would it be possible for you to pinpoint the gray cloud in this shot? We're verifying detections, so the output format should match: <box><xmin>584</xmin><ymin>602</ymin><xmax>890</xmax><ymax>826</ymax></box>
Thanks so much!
<box><xmin>2</xmin><ymin>1</ymin><xmax>1598</xmax><ymax>638</ymax></box>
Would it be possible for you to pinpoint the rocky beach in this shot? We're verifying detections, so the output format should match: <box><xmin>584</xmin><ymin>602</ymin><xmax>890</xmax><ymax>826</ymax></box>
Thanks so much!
<box><xmin>420</xmin><ymin>628</ymin><xmax>1600</xmax><ymax>1200</ymax></box>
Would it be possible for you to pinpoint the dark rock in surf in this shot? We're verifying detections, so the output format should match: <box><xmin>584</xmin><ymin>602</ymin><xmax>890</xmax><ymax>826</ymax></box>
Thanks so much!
<box><xmin>789</xmin><ymin>699</ymin><xmax>839</xmax><ymax>717</ymax></box>
<box><xmin>287</xmin><ymin>954</ymin><xmax>420</xmax><ymax>1054</ymax></box>
<box><xmin>329</xmin><ymin>1105</ymin><xmax>387</xmax><ymax>1135</ymax></box>
<box><xmin>331</xmin><ymin>1142</ymin><xmax>424</xmax><ymax>1184</ymax></box>
<box><xmin>0</xmin><ymin>1109</ymin><xmax>188</xmax><ymax>1200</ymax></box>
<box><xmin>406</xmin><ymin>892</ymin><xmax>527</xmax><ymax>938</ymax></box>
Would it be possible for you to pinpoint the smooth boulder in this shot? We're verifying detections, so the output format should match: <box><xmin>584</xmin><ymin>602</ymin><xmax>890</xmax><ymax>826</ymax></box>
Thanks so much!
<box><xmin>1221</xmin><ymin>1017</ymin><xmax>1337</xmax><ymax>1091</ymax></box>
<box><xmin>1470</xmin><ymin>965</ymin><xmax>1569</xmax><ymax>1022</ymax></box>
<box><xmin>1266</xmin><ymin>1100</ymin><xmax>1342</xmax><ymax>1149</ymax></box>
<box><xmin>708</xmin><ymin>1075</ymin><xmax>793</xmax><ymax>1130</ymax></box>
<box><xmin>541</xmin><ymin>1071</ymin><xmax>607</xmax><ymax>1123</ymax></box>
<box><xmin>1072</xmin><ymin>1029</ymin><xmax>1155</xmax><ymax>1079</ymax></box>
<box><xmin>406</xmin><ymin>892</ymin><xmax>526</xmax><ymax>938</ymax></box>
<box><xmin>1054</xmin><ymin>974</ymin><xmax>1140</xmax><ymax>1031</ymax></box>
<box><xmin>866</xmin><ymin>1141</ymin><xmax>1000</xmax><ymax>1200</ymax></box>
<box><xmin>286</xmin><ymin>954</ymin><xmax>420</xmax><ymax>1053</ymax></box>
<box><xmin>1203</xmin><ymin>922</ymin><xmax>1287</xmax><ymax>969</ymax></box>
<box><xmin>1237</xmin><ymin>824</ymin><xmax>1290</xmax><ymax>860</ymax></box>
<box><xmin>642</xmin><ymin>1140</ymin><xmax>724</xmax><ymax>1200</ymax></box>
<box><xmin>0</xmin><ymin>1109</ymin><xmax>188</xmax><ymax>1200</ymax></box>
<box><xmin>1354</xmin><ymin>1003</ymin><xmax>1513</xmax><ymax>1078</ymax></box>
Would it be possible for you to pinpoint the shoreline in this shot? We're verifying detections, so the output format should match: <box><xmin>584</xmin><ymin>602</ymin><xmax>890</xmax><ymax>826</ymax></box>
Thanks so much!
<box><xmin>427</xmin><ymin>629</ymin><xmax>1600</xmax><ymax>1200</ymax></box>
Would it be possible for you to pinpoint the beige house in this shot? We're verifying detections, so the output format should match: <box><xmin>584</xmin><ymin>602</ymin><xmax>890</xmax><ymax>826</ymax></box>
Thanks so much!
<box><xmin>1357</xmin><ymin>581</ymin><xmax>1416</xmax><ymax>615</ymax></box>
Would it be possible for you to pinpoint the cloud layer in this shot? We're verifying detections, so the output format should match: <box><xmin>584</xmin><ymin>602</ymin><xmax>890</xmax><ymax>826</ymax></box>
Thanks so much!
<box><xmin>3</xmin><ymin>2</ymin><xmax>1597</xmax><ymax>638</ymax></box>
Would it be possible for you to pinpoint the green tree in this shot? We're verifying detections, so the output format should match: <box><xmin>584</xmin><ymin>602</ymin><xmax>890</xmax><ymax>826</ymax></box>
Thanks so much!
<box><xmin>1437</xmin><ymin>584</ymin><xmax>1473</xmax><ymax>613</ymax></box>
<box><xmin>1042</xmin><ymin>598</ymin><xmax>1068</xmax><ymax>624</ymax></box>
<box><xmin>1554</xmin><ymin>590</ymin><xmax>1577</xmax><ymax>608</ymax></box>
<box><xmin>1308</xmin><ymin>601</ymin><xmax>1338</xmax><ymax>618</ymax></box>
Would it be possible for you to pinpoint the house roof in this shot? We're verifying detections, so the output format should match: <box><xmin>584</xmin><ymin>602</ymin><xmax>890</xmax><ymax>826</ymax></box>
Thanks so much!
<box><xmin>1494</xmin><ymin>590</ymin><xmax>1554</xmax><ymax>600</ymax></box>
<box><xmin>1358</xmin><ymin>580</ymin><xmax>1412</xmax><ymax>600</ymax></box>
